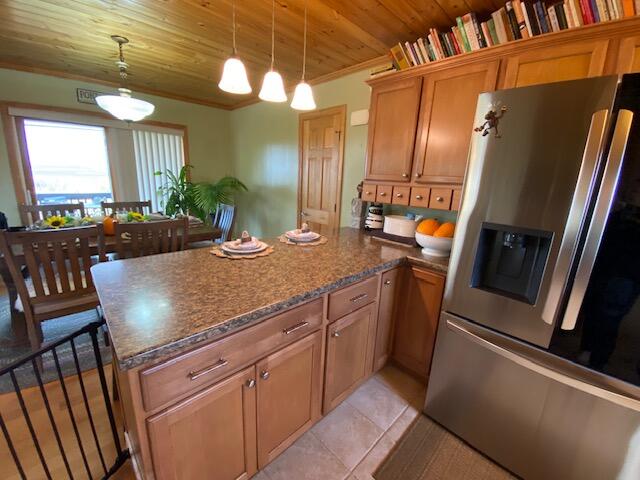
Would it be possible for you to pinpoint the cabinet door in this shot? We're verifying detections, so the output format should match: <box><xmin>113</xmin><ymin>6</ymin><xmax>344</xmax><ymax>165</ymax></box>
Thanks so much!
<box><xmin>256</xmin><ymin>331</ymin><xmax>322</xmax><ymax>468</ymax></box>
<box><xmin>413</xmin><ymin>62</ymin><xmax>499</xmax><ymax>185</ymax></box>
<box><xmin>373</xmin><ymin>268</ymin><xmax>401</xmax><ymax>372</ymax></box>
<box><xmin>324</xmin><ymin>303</ymin><xmax>376</xmax><ymax>412</ymax></box>
<box><xmin>616</xmin><ymin>35</ymin><xmax>640</xmax><ymax>73</ymax></box>
<box><xmin>365</xmin><ymin>77</ymin><xmax>422</xmax><ymax>182</ymax></box>
<box><xmin>392</xmin><ymin>267</ymin><xmax>445</xmax><ymax>380</ymax></box>
<box><xmin>147</xmin><ymin>366</ymin><xmax>257</xmax><ymax>480</ymax></box>
<box><xmin>501</xmin><ymin>39</ymin><xmax>610</xmax><ymax>89</ymax></box>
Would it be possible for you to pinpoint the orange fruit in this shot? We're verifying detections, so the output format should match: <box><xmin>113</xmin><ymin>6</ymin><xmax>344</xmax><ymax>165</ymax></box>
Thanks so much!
<box><xmin>103</xmin><ymin>216</ymin><xmax>116</xmax><ymax>236</ymax></box>
<box><xmin>416</xmin><ymin>218</ymin><xmax>440</xmax><ymax>235</ymax></box>
<box><xmin>433</xmin><ymin>222</ymin><xmax>455</xmax><ymax>238</ymax></box>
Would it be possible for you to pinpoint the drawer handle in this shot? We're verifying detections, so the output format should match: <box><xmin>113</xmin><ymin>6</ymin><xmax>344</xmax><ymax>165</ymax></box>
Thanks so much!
<box><xmin>384</xmin><ymin>280</ymin><xmax>392</xmax><ymax>285</ymax></box>
<box><xmin>415</xmin><ymin>195</ymin><xmax>423</xmax><ymax>200</ymax></box>
<box><xmin>379</xmin><ymin>192</ymin><xmax>387</xmax><ymax>197</ymax></box>
<box><xmin>283</xmin><ymin>321</ymin><xmax>309</xmax><ymax>335</ymax></box>
<box><xmin>415</xmin><ymin>173</ymin><xmax>422</xmax><ymax>178</ymax></box>
<box><xmin>188</xmin><ymin>358</ymin><xmax>228</xmax><ymax>381</ymax></box>
<box><xmin>436</xmin><ymin>196</ymin><xmax>444</xmax><ymax>202</ymax></box>
<box><xmin>402</xmin><ymin>173</ymin><xmax>408</xmax><ymax>178</ymax></box>
<box><xmin>395</xmin><ymin>193</ymin><xmax>403</xmax><ymax>198</ymax></box>
<box><xmin>245</xmin><ymin>379</ymin><xmax>256</xmax><ymax>389</ymax></box>
<box><xmin>332</xmin><ymin>331</ymin><xmax>340</xmax><ymax>338</ymax></box>
<box><xmin>349</xmin><ymin>292</ymin><xmax>368</xmax><ymax>303</ymax></box>
<box><xmin>365</xmin><ymin>191</ymin><xmax>372</xmax><ymax>195</ymax></box>
<box><xmin>260</xmin><ymin>371</ymin><xmax>270</xmax><ymax>380</ymax></box>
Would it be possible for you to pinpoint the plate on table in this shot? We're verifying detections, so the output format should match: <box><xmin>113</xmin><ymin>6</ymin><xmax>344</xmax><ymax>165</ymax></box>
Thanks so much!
<box><xmin>285</xmin><ymin>230</ymin><xmax>321</xmax><ymax>243</ymax></box>
<box><xmin>221</xmin><ymin>240</ymin><xmax>268</xmax><ymax>255</ymax></box>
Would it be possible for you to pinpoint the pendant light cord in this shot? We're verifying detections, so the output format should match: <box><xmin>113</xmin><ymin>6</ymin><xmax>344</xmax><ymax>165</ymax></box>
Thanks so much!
<box><xmin>270</xmin><ymin>0</ymin><xmax>275</xmax><ymax>70</ymax></box>
<box><xmin>232</xmin><ymin>0</ymin><xmax>237</xmax><ymax>56</ymax></box>
<box><xmin>302</xmin><ymin>0</ymin><xmax>307</xmax><ymax>80</ymax></box>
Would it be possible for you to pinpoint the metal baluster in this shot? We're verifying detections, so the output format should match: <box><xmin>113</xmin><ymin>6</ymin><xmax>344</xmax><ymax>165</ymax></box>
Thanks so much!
<box><xmin>0</xmin><ymin>412</ymin><xmax>26</xmax><ymax>479</ymax></box>
<box><xmin>31</xmin><ymin>356</ymin><xmax>75</xmax><ymax>479</ymax></box>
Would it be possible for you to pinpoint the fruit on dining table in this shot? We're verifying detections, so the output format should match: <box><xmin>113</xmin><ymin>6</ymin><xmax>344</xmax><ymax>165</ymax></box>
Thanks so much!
<box><xmin>103</xmin><ymin>216</ymin><xmax>116</xmax><ymax>236</ymax></box>
<box><xmin>434</xmin><ymin>222</ymin><xmax>455</xmax><ymax>238</ymax></box>
<box><xmin>416</xmin><ymin>218</ymin><xmax>440</xmax><ymax>235</ymax></box>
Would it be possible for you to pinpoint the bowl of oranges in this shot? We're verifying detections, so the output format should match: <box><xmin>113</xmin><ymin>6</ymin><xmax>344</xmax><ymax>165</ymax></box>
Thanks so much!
<box><xmin>415</xmin><ymin>219</ymin><xmax>455</xmax><ymax>257</ymax></box>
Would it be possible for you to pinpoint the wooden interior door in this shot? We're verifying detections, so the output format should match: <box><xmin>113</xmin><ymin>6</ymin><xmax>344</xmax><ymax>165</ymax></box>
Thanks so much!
<box><xmin>500</xmin><ymin>39</ymin><xmax>610</xmax><ymax>89</ymax></box>
<box><xmin>323</xmin><ymin>303</ymin><xmax>376</xmax><ymax>413</ymax></box>
<box><xmin>147</xmin><ymin>366</ymin><xmax>257</xmax><ymax>480</ymax></box>
<box><xmin>392</xmin><ymin>267</ymin><xmax>445</xmax><ymax>380</ymax></box>
<box><xmin>365</xmin><ymin>77</ymin><xmax>422</xmax><ymax>182</ymax></box>
<box><xmin>256</xmin><ymin>331</ymin><xmax>322</xmax><ymax>468</ymax></box>
<box><xmin>373</xmin><ymin>268</ymin><xmax>401</xmax><ymax>372</ymax></box>
<box><xmin>298</xmin><ymin>106</ymin><xmax>345</xmax><ymax>235</ymax></box>
<box><xmin>413</xmin><ymin>61</ymin><xmax>499</xmax><ymax>185</ymax></box>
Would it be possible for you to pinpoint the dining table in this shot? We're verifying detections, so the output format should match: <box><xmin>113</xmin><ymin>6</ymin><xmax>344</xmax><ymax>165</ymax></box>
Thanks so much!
<box><xmin>0</xmin><ymin>223</ymin><xmax>222</xmax><ymax>342</ymax></box>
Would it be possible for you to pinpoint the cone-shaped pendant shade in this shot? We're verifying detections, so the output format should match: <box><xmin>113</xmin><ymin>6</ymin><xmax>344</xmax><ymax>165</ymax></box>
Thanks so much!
<box><xmin>290</xmin><ymin>81</ymin><xmax>316</xmax><ymax>110</ymax></box>
<box><xmin>259</xmin><ymin>70</ymin><xmax>287</xmax><ymax>102</ymax></box>
<box><xmin>218</xmin><ymin>57</ymin><xmax>252</xmax><ymax>94</ymax></box>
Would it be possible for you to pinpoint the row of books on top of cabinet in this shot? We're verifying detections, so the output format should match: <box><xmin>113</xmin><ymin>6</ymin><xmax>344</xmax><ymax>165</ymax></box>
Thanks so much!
<box><xmin>374</xmin><ymin>0</ymin><xmax>639</xmax><ymax>73</ymax></box>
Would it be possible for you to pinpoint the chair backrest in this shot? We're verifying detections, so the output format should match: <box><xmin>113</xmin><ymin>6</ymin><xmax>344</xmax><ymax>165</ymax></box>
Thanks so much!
<box><xmin>0</xmin><ymin>225</ymin><xmax>106</xmax><ymax>307</ymax></box>
<box><xmin>101</xmin><ymin>200</ymin><xmax>152</xmax><ymax>216</ymax></box>
<box><xmin>114</xmin><ymin>218</ymin><xmax>188</xmax><ymax>259</ymax></box>
<box><xmin>210</xmin><ymin>204</ymin><xmax>236</xmax><ymax>243</ymax></box>
<box><xmin>19</xmin><ymin>203</ymin><xmax>86</xmax><ymax>225</ymax></box>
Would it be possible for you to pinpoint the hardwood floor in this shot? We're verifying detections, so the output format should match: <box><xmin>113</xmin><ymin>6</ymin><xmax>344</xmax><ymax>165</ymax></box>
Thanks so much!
<box><xmin>0</xmin><ymin>363</ymin><xmax>129</xmax><ymax>479</ymax></box>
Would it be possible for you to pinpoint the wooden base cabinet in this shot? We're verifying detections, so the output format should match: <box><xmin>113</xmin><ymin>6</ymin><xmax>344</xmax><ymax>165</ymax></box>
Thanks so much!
<box><xmin>373</xmin><ymin>268</ymin><xmax>400</xmax><ymax>372</ymax></box>
<box><xmin>256</xmin><ymin>331</ymin><xmax>322</xmax><ymax>468</ymax></box>
<box><xmin>392</xmin><ymin>267</ymin><xmax>445</xmax><ymax>380</ymax></box>
<box><xmin>324</xmin><ymin>303</ymin><xmax>377</xmax><ymax>412</ymax></box>
<box><xmin>147</xmin><ymin>366</ymin><xmax>258</xmax><ymax>480</ymax></box>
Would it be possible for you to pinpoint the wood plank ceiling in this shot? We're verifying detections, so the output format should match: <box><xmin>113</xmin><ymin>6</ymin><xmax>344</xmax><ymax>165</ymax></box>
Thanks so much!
<box><xmin>0</xmin><ymin>0</ymin><xmax>504</xmax><ymax>110</ymax></box>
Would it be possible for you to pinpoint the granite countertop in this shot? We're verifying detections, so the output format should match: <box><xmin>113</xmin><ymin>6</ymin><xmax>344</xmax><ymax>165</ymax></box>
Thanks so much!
<box><xmin>92</xmin><ymin>228</ymin><xmax>448</xmax><ymax>370</ymax></box>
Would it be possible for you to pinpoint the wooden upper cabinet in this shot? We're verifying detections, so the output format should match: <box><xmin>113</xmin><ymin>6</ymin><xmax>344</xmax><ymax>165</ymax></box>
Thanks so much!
<box><xmin>617</xmin><ymin>35</ymin><xmax>640</xmax><ymax>73</ymax></box>
<box><xmin>500</xmin><ymin>38</ymin><xmax>610</xmax><ymax>89</ymax></box>
<box><xmin>365</xmin><ymin>77</ymin><xmax>422</xmax><ymax>182</ymax></box>
<box><xmin>256</xmin><ymin>332</ymin><xmax>322</xmax><ymax>469</ymax></box>
<box><xmin>392</xmin><ymin>267</ymin><xmax>445</xmax><ymax>380</ymax></box>
<box><xmin>147</xmin><ymin>366</ymin><xmax>257</xmax><ymax>480</ymax></box>
<box><xmin>413</xmin><ymin>61</ymin><xmax>499</xmax><ymax>185</ymax></box>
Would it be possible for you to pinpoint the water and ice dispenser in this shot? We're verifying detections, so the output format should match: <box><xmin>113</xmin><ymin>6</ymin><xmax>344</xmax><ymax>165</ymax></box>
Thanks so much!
<box><xmin>470</xmin><ymin>223</ymin><xmax>553</xmax><ymax>305</ymax></box>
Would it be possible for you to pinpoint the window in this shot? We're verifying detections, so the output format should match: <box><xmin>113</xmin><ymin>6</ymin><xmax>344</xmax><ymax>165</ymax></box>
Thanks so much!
<box><xmin>23</xmin><ymin>119</ymin><xmax>113</xmax><ymax>213</ymax></box>
<box><xmin>132</xmin><ymin>129</ymin><xmax>185</xmax><ymax>211</ymax></box>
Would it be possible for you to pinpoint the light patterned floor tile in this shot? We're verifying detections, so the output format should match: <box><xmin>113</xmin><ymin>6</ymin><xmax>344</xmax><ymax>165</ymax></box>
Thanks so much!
<box><xmin>312</xmin><ymin>401</ymin><xmax>384</xmax><ymax>470</ymax></box>
<box><xmin>386</xmin><ymin>404</ymin><xmax>421</xmax><ymax>444</ymax></box>
<box><xmin>264</xmin><ymin>430</ymin><xmax>350</xmax><ymax>480</ymax></box>
<box><xmin>351</xmin><ymin>433</ymin><xmax>396</xmax><ymax>480</ymax></box>
<box><xmin>346</xmin><ymin>376</ymin><xmax>408</xmax><ymax>430</ymax></box>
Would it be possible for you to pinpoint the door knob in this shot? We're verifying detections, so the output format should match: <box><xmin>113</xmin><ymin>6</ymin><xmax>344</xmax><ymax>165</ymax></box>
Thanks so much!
<box><xmin>415</xmin><ymin>173</ymin><xmax>422</xmax><ymax>178</ymax></box>
<box><xmin>260</xmin><ymin>371</ymin><xmax>270</xmax><ymax>380</ymax></box>
<box><xmin>379</xmin><ymin>192</ymin><xmax>387</xmax><ymax>196</ymax></box>
<box><xmin>436</xmin><ymin>196</ymin><xmax>444</xmax><ymax>202</ymax></box>
<box><xmin>396</xmin><ymin>193</ymin><xmax>403</xmax><ymax>198</ymax></box>
<box><xmin>415</xmin><ymin>195</ymin><xmax>423</xmax><ymax>200</ymax></box>
<box><xmin>245</xmin><ymin>379</ymin><xmax>256</xmax><ymax>388</ymax></box>
<box><xmin>402</xmin><ymin>173</ymin><xmax>409</xmax><ymax>178</ymax></box>
<box><xmin>384</xmin><ymin>280</ymin><xmax>392</xmax><ymax>285</ymax></box>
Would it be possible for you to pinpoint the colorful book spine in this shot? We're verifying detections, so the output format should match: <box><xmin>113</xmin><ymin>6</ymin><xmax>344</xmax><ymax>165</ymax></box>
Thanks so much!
<box><xmin>555</xmin><ymin>3</ymin><xmax>569</xmax><ymax>29</ymax></box>
<box><xmin>456</xmin><ymin>17</ymin><xmax>472</xmax><ymax>52</ymax></box>
<box><xmin>580</xmin><ymin>0</ymin><xmax>596</xmax><ymax>22</ymax></box>
<box><xmin>595</xmin><ymin>0</ymin><xmax>611</xmax><ymax>20</ymax></box>
<box><xmin>452</xmin><ymin>26</ymin><xmax>467</xmax><ymax>54</ymax></box>
<box><xmin>492</xmin><ymin>10</ymin><xmax>508</xmax><ymax>43</ymax></box>
<box><xmin>462</xmin><ymin>14</ymin><xmax>480</xmax><ymax>50</ymax></box>
<box><xmin>623</xmin><ymin>0</ymin><xmax>636</xmax><ymax>16</ymax></box>
<box><xmin>522</xmin><ymin>2</ymin><xmax>537</xmax><ymax>36</ymax></box>
<box><xmin>481</xmin><ymin>22</ymin><xmax>494</xmax><ymax>46</ymax></box>
<box><xmin>450</xmin><ymin>29</ymin><xmax>463</xmax><ymax>54</ymax></box>
<box><xmin>589</xmin><ymin>0</ymin><xmax>601</xmax><ymax>22</ymax></box>
<box><xmin>534</xmin><ymin>2</ymin><xmax>551</xmax><ymax>32</ymax></box>
<box><xmin>390</xmin><ymin>44</ymin><xmax>410</xmax><ymax>69</ymax></box>
<box><xmin>505</xmin><ymin>2</ymin><xmax>523</xmax><ymax>39</ymax></box>
<box><xmin>417</xmin><ymin>38</ymin><xmax>431</xmax><ymax>63</ymax></box>
<box><xmin>569</xmin><ymin>0</ymin><xmax>584</xmax><ymax>26</ymax></box>
<box><xmin>470</xmin><ymin>13</ymin><xmax>487</xmax><ymax>48</ymax></box>
<box><xmin>513</xmin><ymin>0</ymin><xmax>531</xmax><ymax>38</ymax></box>
<box><xmin>488</xmin><ymin>18</ymin><xmax>500</xmax><ymax>44</ymax></box>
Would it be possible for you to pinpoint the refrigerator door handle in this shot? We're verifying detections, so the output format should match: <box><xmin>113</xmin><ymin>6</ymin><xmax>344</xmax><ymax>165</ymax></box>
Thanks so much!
<box><xmin>445</xmin><ymin>315</ymin><xmax>640</xmax><ymax>412</ymax></box>
<box><xmin>541</xmin><ymin>109</ymin><xmax>610</xmax><ymax>325</ymax></box>
<box><xmin>561</xmin><ymin>109</ymin><xmax>634</xmax><ymax>331</ymax></box>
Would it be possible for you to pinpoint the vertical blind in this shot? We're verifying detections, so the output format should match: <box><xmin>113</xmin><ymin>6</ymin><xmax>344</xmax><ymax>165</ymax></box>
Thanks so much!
<box><xmin>132</xmin><ymin>130</ymin><xmax>185</xmax><ymax>212</ymax></box>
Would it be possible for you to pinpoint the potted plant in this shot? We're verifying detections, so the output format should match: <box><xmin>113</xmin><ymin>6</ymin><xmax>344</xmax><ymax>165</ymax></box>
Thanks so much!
<box><xmin>155</xmin><ymin>165</ymin><xmax>247</xmax><ymax>222</ymax></box>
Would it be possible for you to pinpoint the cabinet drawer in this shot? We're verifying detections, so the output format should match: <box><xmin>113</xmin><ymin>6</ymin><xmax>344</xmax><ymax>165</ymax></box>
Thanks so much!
<box><xmin>392</xmin><ymin>186</ymin><xmax>410</xmax><ymax>206</ymax></box>
<box><xmin>140</xmin><ymin>298</ymin><xmax>324</xmax><ymax>411</ymax></box>
<box><xmin>328</xmin><ymin>276</ymin><xmax>378</xmax><ymax>322</ymax></box>
<box><xmin>376</xmin><ymin>185</ymin><xmax>392</xmax><ymax>203</ymax></box>
<box><xmin>451</xmin><ymin>188</ymin><xmax>462</xmax><ymax>211</ymax></box>
<box><xmin>362</xmin><ymin>183</ymin><xmax>377</xmax><ymax>202</ymax></box>
<box><xmin>429</xmin><ymin>188</ymin><xmax>453</xmax><ymax>210</ymax></box>
<box><xmin>410</xmin><ymin>187</ymin><xmax>430</xmax><ymax>208</ymax></box>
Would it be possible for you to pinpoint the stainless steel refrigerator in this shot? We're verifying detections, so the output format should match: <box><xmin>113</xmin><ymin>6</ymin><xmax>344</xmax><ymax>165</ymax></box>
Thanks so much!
<box><xmin>424</xmin><ymin>74</ymin><xmax>640</xmax><ymax>480</ymax></box>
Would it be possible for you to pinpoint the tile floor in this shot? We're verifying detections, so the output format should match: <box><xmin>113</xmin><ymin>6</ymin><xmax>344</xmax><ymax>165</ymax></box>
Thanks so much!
<box><xmin>256</xmin><ymin>365</ymin><xmax>426</xmax><ymax>480</ymax></box>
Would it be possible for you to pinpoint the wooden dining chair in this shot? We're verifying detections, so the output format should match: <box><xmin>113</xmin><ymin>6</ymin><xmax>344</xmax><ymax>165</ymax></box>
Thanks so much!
<box><xmin>0</xmin><ymin>225</ymin><xmax>106</xmax><ymax>354</ymax></box>
<box><xmin>19</xmin><ymin>203</ymin><xmax>86</xmax><ymax>225</ymax></box>
<box><xmin>114</xmin><ymin>218</ymin><xmax>189</xmax><ymax>259</ymax></box>
<box><xmin>101</xmin><ymin>200</ymin><xmax>152</xmax><ymax>216</ymax></box>
<box><xmin>210</xmin><ymin>203</ymin><xmax>236</xmax><ymax>244</ymax></box>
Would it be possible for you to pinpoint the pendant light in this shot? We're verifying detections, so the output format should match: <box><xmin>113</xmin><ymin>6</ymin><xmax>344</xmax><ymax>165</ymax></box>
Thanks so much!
<box><xmin>218</xmin><ymin>0</ymin><xmax>252</xmax><ymax>94</ymax></box>
<box><xmin>291</xmin><ymin>0</ymin><xmax>316</xmax><ymax>111</ymax></box>
<box><xmin>96</xmin><ymin>36</ymin><xmax>155</xmax><ymax>122</ymax></box>
<box><xmin>259</xmin><ymin>0</ymin><xmax>287</xmax><ymax>102</ymax></box>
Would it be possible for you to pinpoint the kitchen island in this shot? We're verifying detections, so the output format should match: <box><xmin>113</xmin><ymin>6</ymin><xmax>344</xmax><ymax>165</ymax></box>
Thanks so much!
<box><xmin>92</xmin><ymin>227</ymin><xmax>448</xmax><ymax>480</ymax></box>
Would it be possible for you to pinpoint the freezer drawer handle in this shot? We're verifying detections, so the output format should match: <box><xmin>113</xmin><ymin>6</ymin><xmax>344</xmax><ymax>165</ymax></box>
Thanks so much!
<box><xmin>445</xmin><ymin>316</ymin><xmax>640</xmax><ymax>412</ymax></box>
<box><xmin>540</xmin><ymin>109</ymin><xmax>610</xmax><ymax>326</ymax></box>
<box><xmin>560</xmin><ymin>110</ymin><xmax>634</xmax><ymax>331</ymax></box>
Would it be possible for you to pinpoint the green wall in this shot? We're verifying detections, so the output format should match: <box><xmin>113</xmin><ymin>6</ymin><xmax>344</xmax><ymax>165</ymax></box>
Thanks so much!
<box><xmin>0</xmin><ymin>68</ymin><xmax>233</xmax><ymax>224</ymax></box>
<box><xmin>230</xmin><ymin>70</ymin><xmax>372</xmax><ymax>238</ymax></box>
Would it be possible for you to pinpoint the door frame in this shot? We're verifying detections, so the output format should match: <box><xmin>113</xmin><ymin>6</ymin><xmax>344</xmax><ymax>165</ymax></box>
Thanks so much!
<box><xmin>297</xmin><ymin>105</ymin><xmax>346</xmax><ymax>230</ymax></box>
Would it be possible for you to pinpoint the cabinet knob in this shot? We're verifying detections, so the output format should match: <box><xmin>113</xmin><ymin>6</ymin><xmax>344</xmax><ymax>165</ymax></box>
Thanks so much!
<box><xmin>436</xmin><ymin>196</ymin><xmax>444</xmax><ymax>202</ymax></box>
<box><xmin>415</xmin><ymin>195</ymin><xmax>423</xmax><ymax>200</ymax></box>
<box><xmin>332</xmin><ymin>331</ymin><xmax>340</xmax><ymax>338</ymax></box>
<box><xmin>395</xmin><ymin>193</ymin><xmax>403</xmax><ymax>198</ymax></box>
<box><xmin>365</xmin><ymin>191</ymin><xmax>371</xmax><ymax>195</ymax></box>
<box><xmin>245</xmin><ymin>379</ymin><xmax>256</xmax><ymax>388</ymax></box>
<box><xmin>384</xmin><ymin>280</ymin><xmax>392</xmax><ymax>285</ymax></box>
<box><xmin>260</xmin><ymin>371</ymin><xmax>270</xmax><ymax>380</ymax></box>
<box><xmin>415</xmin><ymin>173</ymin><xmax>422</xmax><ymax>178</ymax></box>
<box><xmin>402</xmin><ymin>173</ymin><xmax>409</xmax><ymax>178</ymax></box>
<box><xmin>379</xmin><ymin>192</ymin><xmax>387</xmax><ymax>197</ymax></box>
